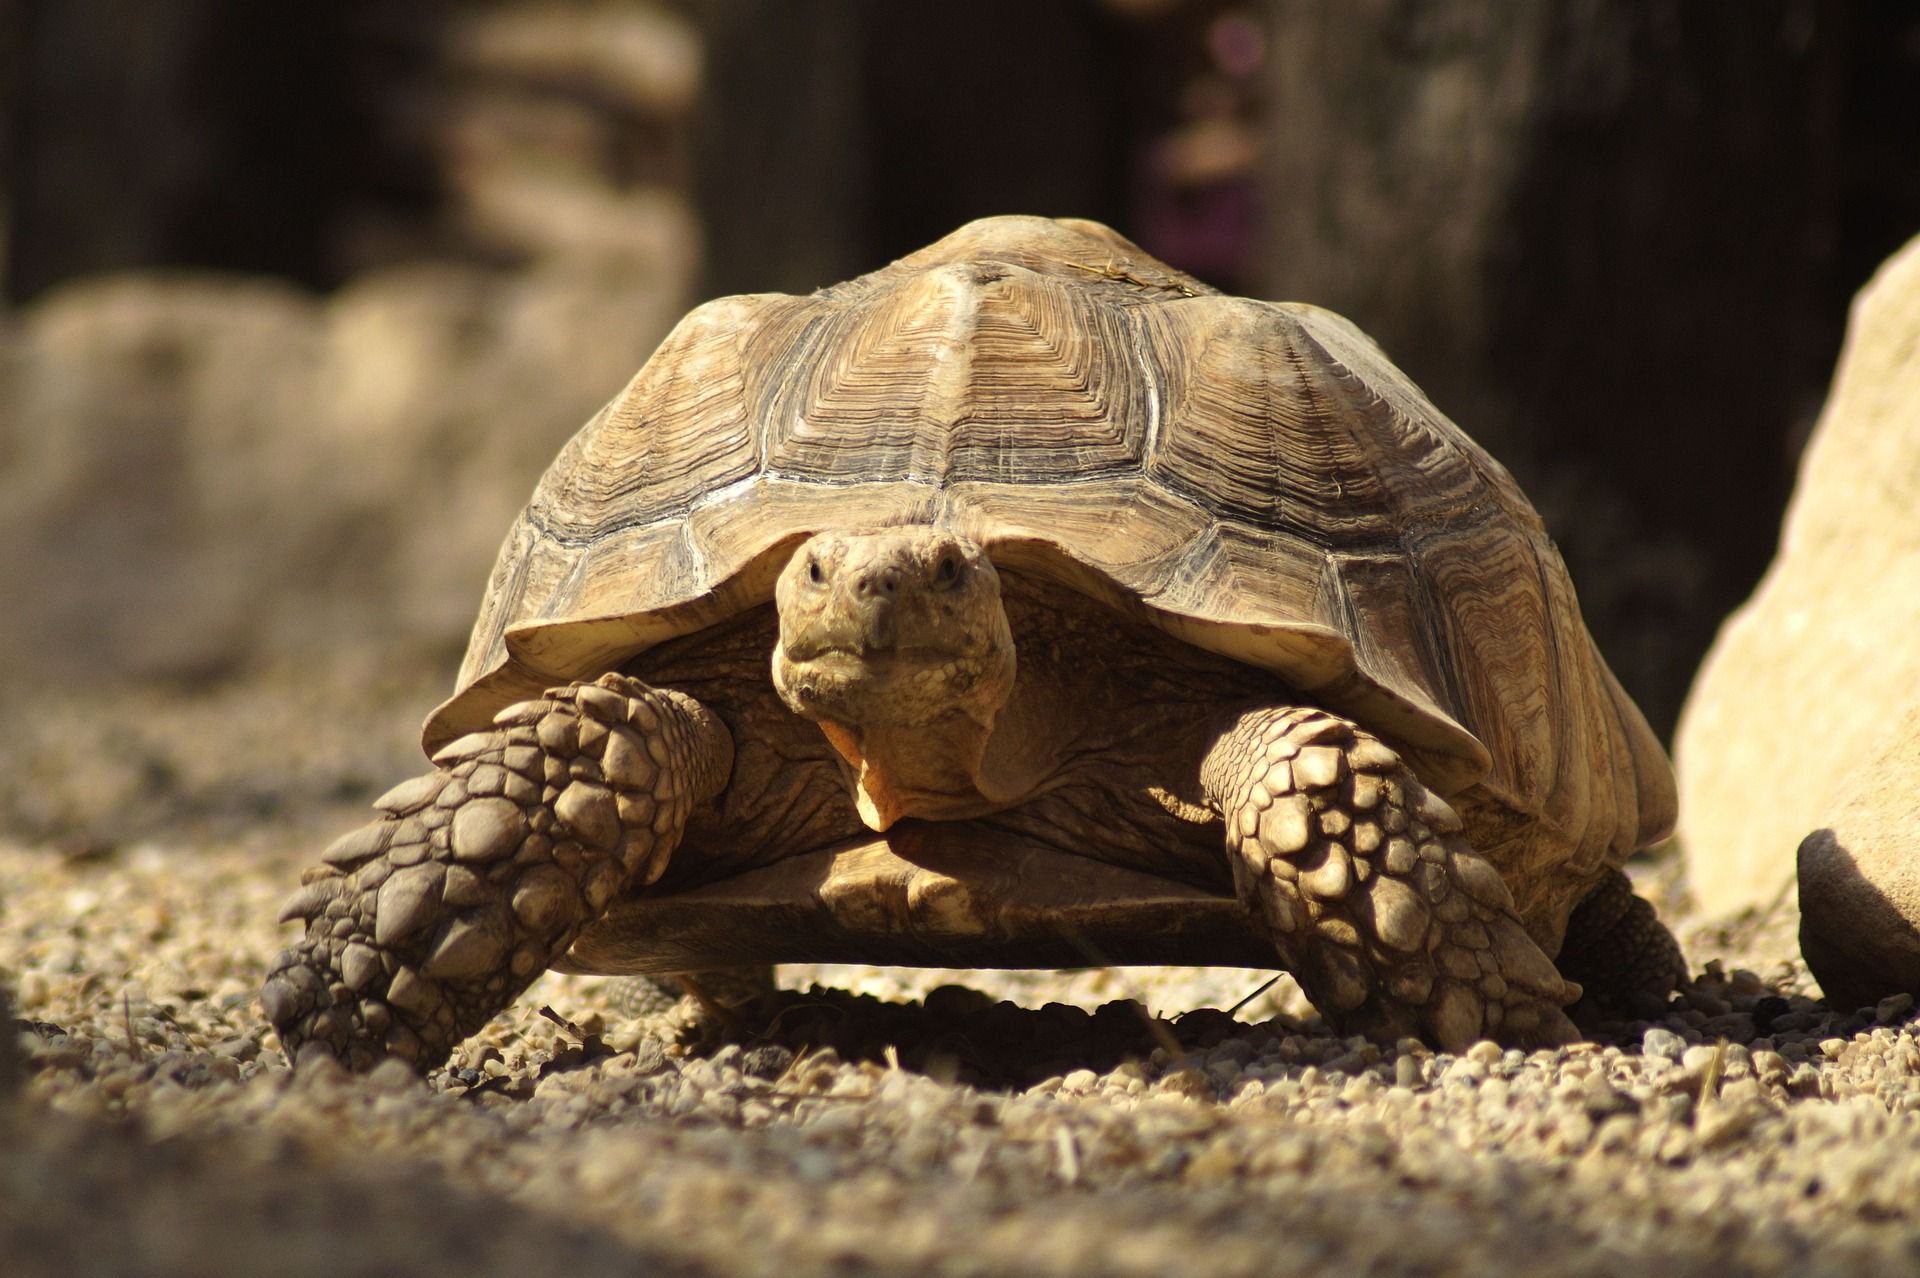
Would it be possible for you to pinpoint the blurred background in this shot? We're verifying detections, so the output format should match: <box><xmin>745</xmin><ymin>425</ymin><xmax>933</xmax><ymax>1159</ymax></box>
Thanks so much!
<box><xmin>2</xmin><ymin>0</ymin><xmax>1917</xmax><ymax>846</ymax></box>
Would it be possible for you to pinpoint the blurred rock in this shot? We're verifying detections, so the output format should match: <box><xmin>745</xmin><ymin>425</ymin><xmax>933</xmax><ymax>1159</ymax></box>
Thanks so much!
<box><xmin>1677</xmin><ymin>232</ymin><xmax>1920</xmax><ymax>914</ymax></box>
<box><xmin>1797</xmin><ymin>699</ymin><xmax>1920</xmax><ymax>1008</ymax></box>
<box><xmin>0</xmin><ymin>244</ymin><xmax>693</xmax><ymax>687</ymax></box>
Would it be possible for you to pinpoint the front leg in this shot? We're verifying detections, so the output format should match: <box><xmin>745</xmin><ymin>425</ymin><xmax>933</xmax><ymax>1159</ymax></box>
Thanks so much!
<box><xmin>261</xmin><ymin>673</ymin><xmax>733</xmax><ymax>1071</ymax></box>
<box><xmin>1200</xmin><ymin>706</ymin><xmax>1578</xmax><ymax>1052</ymax></box>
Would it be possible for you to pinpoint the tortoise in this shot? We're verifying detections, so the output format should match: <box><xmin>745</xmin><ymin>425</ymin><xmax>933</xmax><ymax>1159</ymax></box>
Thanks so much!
<box><xmin>262</xmin><ymin>215</ymin><xmax>1683</xmax><ymax>1071</ymax></box>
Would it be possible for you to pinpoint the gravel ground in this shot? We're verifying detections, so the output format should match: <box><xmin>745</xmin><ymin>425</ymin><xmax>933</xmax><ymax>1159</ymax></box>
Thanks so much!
<box><xmin>5</xmin><ymin>679</ymin><xmax>1920</xmax><ymax>1277</ymax></box>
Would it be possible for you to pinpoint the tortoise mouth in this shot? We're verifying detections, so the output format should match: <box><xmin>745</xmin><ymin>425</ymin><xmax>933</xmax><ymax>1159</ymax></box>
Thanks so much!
<box><xmin>775</xmin><ymin>643</ymin><xmax>1011</xmax><ymax>727</ymax></box>
<box><xmin>780</xmin><ymin>641</ymin><xmax>981</xmax><ymax>666</ymax></box>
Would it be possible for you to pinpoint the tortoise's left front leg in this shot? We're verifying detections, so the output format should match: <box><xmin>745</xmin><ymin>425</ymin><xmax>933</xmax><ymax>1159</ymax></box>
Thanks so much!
<box><xmin>261</xmin><ymin>673</ymin><xmax>732</xmax><ymax>1071</ymax></box>
<box><xmin>1200</xmin><ymin>706</ymin><xmax>1580</xmax><ymax>1052</ymax></box>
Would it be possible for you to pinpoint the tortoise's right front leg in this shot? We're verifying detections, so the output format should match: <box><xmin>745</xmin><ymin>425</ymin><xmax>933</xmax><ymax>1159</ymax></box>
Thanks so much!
<box><xmin>260</xmin><ymin>673</ymin><xmax>732</xmax><ymax>1072</ymax></box>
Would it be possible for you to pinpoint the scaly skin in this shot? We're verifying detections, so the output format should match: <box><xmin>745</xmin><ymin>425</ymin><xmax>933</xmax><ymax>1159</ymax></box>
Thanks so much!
<box><xmin>261</xmin><ymin>673</ymin><xmax>732</xmax><ymax>1071</ymax></box>
<box><xmin>1201</xmin><ymin>706</ymin><xmax>1581</xmax><ymax>1052</ymax></box>
<box><xmin>1557</xmin><ymin>866</ymin><xmax>1688</xmax><ymax>1017</ymax></box>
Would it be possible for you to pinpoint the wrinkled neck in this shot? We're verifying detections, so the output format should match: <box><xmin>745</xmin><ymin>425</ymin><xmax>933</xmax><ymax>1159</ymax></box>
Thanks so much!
<box><xmin>819</xmin><ymin>714</ymin><xmax>1004</xmax><ymax>830</ymax></box>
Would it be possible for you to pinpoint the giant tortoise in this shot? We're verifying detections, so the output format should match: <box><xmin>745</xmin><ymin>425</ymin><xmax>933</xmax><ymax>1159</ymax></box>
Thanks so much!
<box><xmin>262</xmin><ymin>215</ymin><xmax>1682</xmax><ymax>1071</ymax></box>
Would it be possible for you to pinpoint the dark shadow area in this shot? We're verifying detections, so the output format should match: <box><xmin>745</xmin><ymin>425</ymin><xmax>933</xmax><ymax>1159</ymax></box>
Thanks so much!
<box><xmin>709</xmin><ymin>985</ymin><xmax>1286</xmax><ymax>1091</ymax></box>
<box><xmin>3</xmin><ymin>1</ymin><xmax>451</xmax><ymax>301</ymax></box>
<box><xmin>0</xmin><ymin>1104</ymin><xmax>707</xmax><ymax>1278</ymax></box>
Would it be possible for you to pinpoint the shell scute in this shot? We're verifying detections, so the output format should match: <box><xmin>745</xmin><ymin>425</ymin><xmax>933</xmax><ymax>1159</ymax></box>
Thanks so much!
<box><xmin>426</xmin><ymin>215</ymin><xmax>1674</xmax><ymax>889</ymax></box>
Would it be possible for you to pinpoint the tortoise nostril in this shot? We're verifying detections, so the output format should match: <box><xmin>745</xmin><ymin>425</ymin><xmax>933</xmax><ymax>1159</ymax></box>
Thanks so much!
<box><xmin>855</xmin><ymin>569</ymin><xmax>899</xmax><ymax>598</ymax></box>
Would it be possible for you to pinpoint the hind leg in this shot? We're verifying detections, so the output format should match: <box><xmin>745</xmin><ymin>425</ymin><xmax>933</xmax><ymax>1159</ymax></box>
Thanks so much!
<box><xmin>1557</xmin><ymin>867</ymin><xmax>1687</xmax><ymax>1018</ymax></box>
<box><xmin>1201</xmin><ymin>706</ymin><xmax>1581</xmax><ymax>1052</ymax></box>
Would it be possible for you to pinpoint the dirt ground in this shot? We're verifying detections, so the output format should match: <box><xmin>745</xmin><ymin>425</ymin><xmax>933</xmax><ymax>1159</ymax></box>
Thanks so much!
<box><xmin>5</xmin><ymin>671</ymin><xmax>1920</xmax><ymax>1278</ymax></box>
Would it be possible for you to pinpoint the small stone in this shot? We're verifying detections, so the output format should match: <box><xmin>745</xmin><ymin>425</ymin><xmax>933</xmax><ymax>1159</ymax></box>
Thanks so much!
<box><xmin>1642</xmin><ymin>1027</ymin><xmax>1687</xmax><ymax>1061</ymax></box>
<box><xmin>1696</xmin><ymin>1100</ymin><xmax>1763</xmax><ymax>1150</ymax></box>
<box><xmin>1466</xmin><ymin>1039</ymin><xmax>1502</xmax><ymax>1067</ymax></box>
<box><xmin>1877</xmin><ymin>992</ymin><xmax>1915</xmax><ymax>1024</ymax></box>
<box><xmin>450</xmin><ymin>798</ymin><xmax>527</xmax><ymax>863</ymax></box>
<box><xmin>374</xmin><ymin>774</ymin><xmax>445</xmax><ymax>816</ymax></box>
<box><xmin>555</xmin><ymin>783</ymin><xmax>620</xmax><ymax>850</ymax></box>
<box><xmin>1293</xmin><ymin>746</ymin><xmax>1345</xmax><ymax>790</ymax></box>
<box><xmin>367</xmin><ymin>1057</ymin><xmax>420</xmax><ymax>1093</ymax></box>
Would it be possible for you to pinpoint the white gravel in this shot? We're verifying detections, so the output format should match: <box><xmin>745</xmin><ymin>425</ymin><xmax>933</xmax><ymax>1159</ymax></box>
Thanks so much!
<box><xmin>5</xmin><ymin>679</ymin><xmax>1920</xmax><ymax>1277</ymax></box>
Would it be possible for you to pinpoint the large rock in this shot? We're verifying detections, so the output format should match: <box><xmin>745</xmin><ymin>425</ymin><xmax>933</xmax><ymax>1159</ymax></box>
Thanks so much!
<box><xmin>0</xmin><ymin>245</ymin><xmax>693</xmax><ymax>686</ymax></box>
<box><xmin>1797</xmin><ymin>699</ymin><xmax>1920</xmax><ymax>1008</ymax></box>
<box><xmin>1676</xmin><ymin>233</ymin><xmax>1920</xmax><ymax>914</ymax></box>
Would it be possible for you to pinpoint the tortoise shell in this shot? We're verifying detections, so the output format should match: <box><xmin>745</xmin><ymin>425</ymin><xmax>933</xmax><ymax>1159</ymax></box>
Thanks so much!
<box><xmin>425</xmin><ymin>215</ymin><xmax>1673</xmax><ymax>883</ymax></box>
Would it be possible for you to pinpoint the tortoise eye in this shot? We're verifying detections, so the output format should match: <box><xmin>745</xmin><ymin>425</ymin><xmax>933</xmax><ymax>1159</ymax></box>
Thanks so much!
<box><xmin>935</xmin><ymin>554</ymin><xmax>962</xmax><ymax>586</ymax></box>
<box><xmin>808</xmin><ymin>559</ymin><xmax>824</xmax><ymax>585</ymax></box>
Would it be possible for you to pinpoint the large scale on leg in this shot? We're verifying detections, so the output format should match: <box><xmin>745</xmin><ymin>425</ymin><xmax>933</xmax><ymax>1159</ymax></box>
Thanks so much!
<box><xmin>263</xmin><ymin>215</ymin><xmax>1683</xmax><ymax>1071</ymax></box>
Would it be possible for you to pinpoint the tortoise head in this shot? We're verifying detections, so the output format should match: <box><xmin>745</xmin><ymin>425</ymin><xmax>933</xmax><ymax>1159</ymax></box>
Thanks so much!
<box><xmin>772</xmin><ymin>527</ymin><xmax>1017</xmax><ymax>737</ymax></box>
